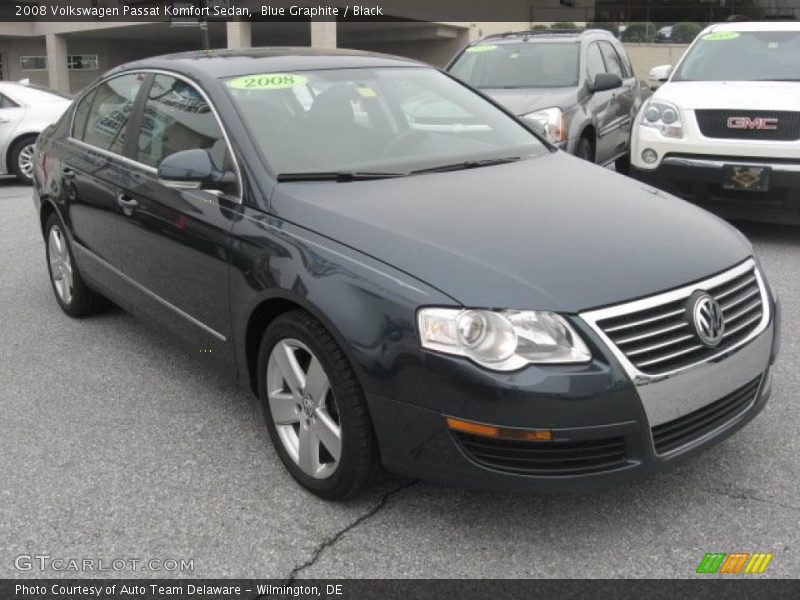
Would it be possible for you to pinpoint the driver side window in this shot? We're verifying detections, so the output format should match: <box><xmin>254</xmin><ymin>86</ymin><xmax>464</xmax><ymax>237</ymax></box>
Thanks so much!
<box><xmin>586</xmin><ymin>43</ymin><xmax>607</xmax><ymax>82</ymax></box>
<box><xmin>137</xmin><ymin>74</ymin><xmax>228</xmax><ymax>171</ymax></box>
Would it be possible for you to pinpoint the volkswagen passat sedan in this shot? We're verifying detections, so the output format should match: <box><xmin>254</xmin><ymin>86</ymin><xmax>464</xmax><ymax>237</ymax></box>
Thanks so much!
<box><xmin>33</xmin><ymin>49</ymin><xmax>779</xmax><ymax>499</ymax></box>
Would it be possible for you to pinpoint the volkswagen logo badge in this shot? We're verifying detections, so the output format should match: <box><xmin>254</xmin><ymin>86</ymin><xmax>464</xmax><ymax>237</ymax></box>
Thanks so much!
<box><xmin>691</xmin><ymin>292</ymin><xmax>725</xmax><ymax>347</ymax></box>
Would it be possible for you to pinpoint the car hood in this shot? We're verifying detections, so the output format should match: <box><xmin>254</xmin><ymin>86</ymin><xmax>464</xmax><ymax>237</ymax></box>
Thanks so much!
<box><xmin>270</xmin><ymin>152</ymin><xmax>752</xmax><ymax>313</ymax></box>
<box><xmin>657</xmin><ymin>81</ymin><xmax>800</xmax><ymax>111</ymax></box>
<box><xmin>480</xmin><ymin>87</ymin><xmax>579</xmax><ymax>116</ymax></box>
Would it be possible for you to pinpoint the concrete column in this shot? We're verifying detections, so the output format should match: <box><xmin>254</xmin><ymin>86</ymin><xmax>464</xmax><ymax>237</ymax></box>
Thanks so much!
<box><xmin>226</xmin><ymin>20</ymin><xmax>252</xmax><ymax>49</ymax></box>
<box><xmin>45</xmin><ymin>33</ymin><xmax>69</xmax><ymax>94</ymax></box>
<box><xmin>310</xmin><ymin>20</ymin><xmax>337</xmax><ymax>49</ymax></box>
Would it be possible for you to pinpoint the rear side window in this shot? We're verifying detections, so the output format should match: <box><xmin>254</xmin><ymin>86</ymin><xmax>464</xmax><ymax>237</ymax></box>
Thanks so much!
<box><xmin>76</xmin><ymin>73</ymin><xmax>145</xmax><ymax>154</ymax></box>
<box><xmin>0</xmin><ymin>93</ymin><xmax>18</xmax><ymax>109</ymax></box>
<box><xmin>136</xmin><ymin>74</ymin><xmax>227</xmax><ymax>170</ymax></box>
<box><xmin>599</xmin><ymin>42</ymin><xmax>625</xmax><ymax>78</ymax></box>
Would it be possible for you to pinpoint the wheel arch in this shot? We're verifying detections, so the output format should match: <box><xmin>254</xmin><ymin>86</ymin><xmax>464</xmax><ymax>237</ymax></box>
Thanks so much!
<box><xmin>5</xmin><ymin>131</ymin><xmax>40</xmax><ymax>174</ymax></box>
<box><xmin>242</xmin><ymin>290</ymin><xmax>364</xmax><ymax>398</ymax></box>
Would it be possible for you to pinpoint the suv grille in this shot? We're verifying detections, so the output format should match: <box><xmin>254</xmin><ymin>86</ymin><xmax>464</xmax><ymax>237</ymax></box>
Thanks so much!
<box><xmin>695</xmin><ymin>110</ymin><xmax>800</xmax><ymax>141</ymax></box>
<box><xmin>651</xmin><ymin>377</ymin><xmax>761</xmax><ymax>454</ymax></box>
<box><xmin>594</xmin><ymin>264</ymin><xmax>764</xmax><ymax>376</ymax></box>
<box><xmin>454</xmin><ymin>432</ymin><xmax>627</xmax><ymax>476</ymax></box>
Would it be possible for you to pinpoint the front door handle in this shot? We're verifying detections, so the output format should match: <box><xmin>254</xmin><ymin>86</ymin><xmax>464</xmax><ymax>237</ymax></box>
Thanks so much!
<box><xmin>117</xmin><ymin>193</ymin><xmax>139</xmax><ymax>216</ymax></box>
<box><xmin>62</xmin><ymin>167</ymin><xmax>75</xmax><ymax>179</ymax></box>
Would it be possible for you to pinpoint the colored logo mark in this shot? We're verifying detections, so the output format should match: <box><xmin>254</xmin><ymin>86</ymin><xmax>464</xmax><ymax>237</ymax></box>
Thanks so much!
<box><xmin>696</xmin><ymin>552</ymin><xmax>773</xmax><ymax>574</ymax></box>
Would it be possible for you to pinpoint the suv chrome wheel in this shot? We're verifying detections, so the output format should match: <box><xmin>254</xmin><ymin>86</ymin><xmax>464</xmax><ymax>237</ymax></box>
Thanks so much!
<box><xmin>266</xmin><ymin>338</ymin><xmax>342</xmax><ymax>479</ymax></box>
<box><xmin>48</xmin><ymin>226</ymin><xmax>73</xmax><ymax>304</ymax></box>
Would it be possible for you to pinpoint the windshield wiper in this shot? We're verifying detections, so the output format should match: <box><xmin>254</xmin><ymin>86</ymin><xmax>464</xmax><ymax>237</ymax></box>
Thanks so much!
<box><xmin>411</xmin><ymin>156</ymin><xmax>521</xmax><ymax>175</ymax></box>
<box><xmin>277</xmin><ymin>171</ymin><xmax>407</xmax><ymax>182</ymax></box>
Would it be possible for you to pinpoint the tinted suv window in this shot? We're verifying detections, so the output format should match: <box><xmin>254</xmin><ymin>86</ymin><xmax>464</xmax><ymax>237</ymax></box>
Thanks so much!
<box><xmin>586</xmin><ymin>43</ymin><xmax>606</xmax><ymax>80</ymax></box>
<box><xmin>79</xmin><ymin>74</ymin><xmax>144</xmax><ymax>154</ymax></box>
<box><xmin>599</xmin><ymin>42</ymin><xmax>624</xmax><ymax>78</ymax></box>
<box><xmin>137</xmin><ymin>74</ymin><xmax>227</xmax><ymax>170</ymax></box>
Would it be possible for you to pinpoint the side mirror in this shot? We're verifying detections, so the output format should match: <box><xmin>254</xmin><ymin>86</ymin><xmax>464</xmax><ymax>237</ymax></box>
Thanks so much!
<box><xmin>591</xmin><ymin>72</ymin><xmax>623</xmax><ymax>93</ymax></box>
<box><xmin>648</xmin><ymin>64</ymin><xmax>673</xmax><ymax>90</ymax></box>
<box><xmin>158</xmin><ymin>149</ymin><xmax>235</xmax><ymax>192</ymax></box>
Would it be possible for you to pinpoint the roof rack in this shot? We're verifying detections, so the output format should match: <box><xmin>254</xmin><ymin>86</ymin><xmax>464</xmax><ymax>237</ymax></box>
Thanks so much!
<box><xmin>481</xmin><ymin>28</ymin><xmax>613</xmax><ymax>41</ymax></box>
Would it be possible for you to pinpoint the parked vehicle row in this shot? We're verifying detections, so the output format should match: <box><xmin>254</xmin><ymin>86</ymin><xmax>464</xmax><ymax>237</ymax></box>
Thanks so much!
<box><xmin>33</xmin><ymin>45</ymin><xmax>779</xmax><ymax>499</ymax></box>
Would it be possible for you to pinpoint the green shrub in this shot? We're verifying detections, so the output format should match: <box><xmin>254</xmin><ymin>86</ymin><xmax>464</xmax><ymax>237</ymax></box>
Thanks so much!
<box><xmin>671</xmin><ymin>22</ymin><xmax>703</xmax><ymax>43</ymax></box>
<box><xmin>622</xmin><ymin>22</ymin><xmax>657</xmax><ymax>43</ymax></box>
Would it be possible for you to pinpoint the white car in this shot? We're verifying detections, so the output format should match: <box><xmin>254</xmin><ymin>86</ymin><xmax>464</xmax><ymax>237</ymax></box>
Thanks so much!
<box><xmin>0</xmin><ymin>81</ymin><xmax>71</xmax><ymax>184</ymax></box>
<box><xmin>631</xmin><ymin>21</ymin><xmax>800</xmax><ymax>224</ymax></box>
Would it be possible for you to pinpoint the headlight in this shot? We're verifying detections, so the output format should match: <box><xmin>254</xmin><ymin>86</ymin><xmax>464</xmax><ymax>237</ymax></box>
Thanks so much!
<box><xmin>639</xmin><ymin>99</ymin><xmax>683</xmax><ymax>138</ymax></box>
<box><xmin>418</xmin><ymin>308</ymin><xmax>591</xmax><ymax>371</ymax></box>
<box><xmin>522</xmin><ymin>107</ymin><xmax>566</xmax><ymax>144</ymax></box>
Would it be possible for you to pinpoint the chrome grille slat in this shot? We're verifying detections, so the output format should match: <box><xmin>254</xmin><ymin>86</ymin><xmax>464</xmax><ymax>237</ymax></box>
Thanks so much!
<box><xmin>615</xmin><ymin>321</ymin><xmax>689</xmax><ymax>346</ymax></box>
<box><xmin>713</xmin><ymin>275</ymin><xmax>757</xmax><ymax>300</ymax></box>
<box><xmin>626</xmin><ymin>333</ymin><xmax>696</xmax><ymax>357</ymax></box>
<box><xmin>721</xmin><ymin>286</ymin><xmax>759</xmax><ymax>312</ymax></box>
<box><xmin>635</xmin><ymin>343</ymin><xmax>705</xmax><ymax>368</ymax></box>
<box><xmin>603</xmin><ymin>308</ymin><xmax>686</xmax><ymax>333</ymax></box>
<box><xmin>590</xmin><ymin>262</ymin><xmax>766</xmax><ymax>376</ymax></box>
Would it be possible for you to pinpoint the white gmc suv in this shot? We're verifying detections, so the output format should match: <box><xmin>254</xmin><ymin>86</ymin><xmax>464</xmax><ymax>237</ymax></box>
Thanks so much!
<box><xmin>631</xmin><ymin>21</ymin><xmax>800</xmax><ymax>224</ymax></box>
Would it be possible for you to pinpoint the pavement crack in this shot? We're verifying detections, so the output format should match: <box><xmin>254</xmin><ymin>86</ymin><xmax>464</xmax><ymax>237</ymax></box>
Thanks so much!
<box><xmin>285</xmin><ymin>479</ymin><xmax>417</xmax><ymax>582</ymax></box>
<box><xmin>699</xmin><ymin>485</ymin><xmax>800</xmax><ymax>512</ymax></box>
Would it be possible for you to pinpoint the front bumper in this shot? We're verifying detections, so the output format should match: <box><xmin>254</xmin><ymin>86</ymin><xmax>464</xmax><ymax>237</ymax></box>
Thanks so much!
<box><xmin>367</xmin><ymin>292</ymin><xmax>779</xmax><ymax>493</ymax></box>
<box><xmin>632</xmin><ymin>155</ymin><xmax>800</xmax><ymax>224</ymax></box>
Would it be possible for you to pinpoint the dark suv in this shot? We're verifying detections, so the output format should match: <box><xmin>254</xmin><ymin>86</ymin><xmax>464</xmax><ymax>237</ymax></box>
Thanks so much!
<box><xmin>448</xmin><ymin>29</ymin><xmax>644</xmax><ymax>171</ymax></box>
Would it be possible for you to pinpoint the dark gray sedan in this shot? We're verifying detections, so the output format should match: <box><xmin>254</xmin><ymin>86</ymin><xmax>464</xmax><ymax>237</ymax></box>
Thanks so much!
<box><xmin>33</xmin><ymin>48</ymin><xmax>778</xmax><ymax>500</ymax></box>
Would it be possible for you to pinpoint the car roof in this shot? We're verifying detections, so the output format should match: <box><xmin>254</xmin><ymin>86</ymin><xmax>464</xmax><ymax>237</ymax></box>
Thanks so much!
<box><xmin>478</xmin><ymin>29</ymin><xmax>616</xmax><ymax>44</ymax></box>
<box><xmin>706</xmin><ymin>21</ymin><xmax>800</xmax><ymax>33</ymax></box>
<box><xmin>107</xmin><ymin>47</ymin><xmax>428</xmax><ymax>82</ymax></box>
<box><xmin>0</xmin><ymin>81</ymin><xmax>70</xmax><ymax>103</ymax></box>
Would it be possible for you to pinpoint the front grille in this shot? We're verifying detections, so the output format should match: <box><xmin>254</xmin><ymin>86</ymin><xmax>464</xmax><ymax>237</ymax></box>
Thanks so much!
<box><xmin>695</xmin><ymin>110</ymin><xmax>800</xmax><ymax>141</ymax></box>
<box><xmin>595</xmin><ymin>264</ymin><xmax>765</xmax><ymax>376</ymax></box>
<box><xmin>454</xmin><ymin>432</ymin><xmax>627</xmax><ymax>476</ymax></box>
<box><xmin>652</xmin><ymin>377</ymin><xmax>761</xmax><ymax>454</ymax></box>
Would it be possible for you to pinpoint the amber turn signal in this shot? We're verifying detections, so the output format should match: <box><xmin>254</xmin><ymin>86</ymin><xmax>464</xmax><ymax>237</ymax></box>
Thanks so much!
<box><xmin>446</xmin><ymin>417</ymin><xmax>552</xmax><ymax>441</ymax></box>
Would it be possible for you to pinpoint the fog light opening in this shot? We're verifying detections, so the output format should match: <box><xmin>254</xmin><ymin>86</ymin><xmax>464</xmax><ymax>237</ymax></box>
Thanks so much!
<box><xmin>642</xmin><ymin>149</ymin><xmax>658</xmax><ymax>165</ymax></box>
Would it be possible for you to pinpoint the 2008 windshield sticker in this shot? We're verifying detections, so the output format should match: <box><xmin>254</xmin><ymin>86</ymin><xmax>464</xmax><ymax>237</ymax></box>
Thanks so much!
<box><xmin>466</xmin><ymin>45</ymin><xmax>498</xmax><ymax>53</ymax></box>
<box><xmin>702</xmin><ymin>32</ymin><xmax>740</xmax><ymax>41</ymax></box>
<box><xmin>227</xmin><ymin>73</ymin><xmax>309</xmax><ymax>90</ymax></box>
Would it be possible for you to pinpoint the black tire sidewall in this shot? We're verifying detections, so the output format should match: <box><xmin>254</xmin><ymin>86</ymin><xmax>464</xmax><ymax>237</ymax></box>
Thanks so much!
<box><xmin>257</xmin><ymin>312</ymin><xmax>376</xmax><ymax>499</ymax></box>
<box><xmin>10</xmin><ymin>135</ymin><xmax>37</xmax><ymax>185</ymax></box>
<box><xmin>576</xmin><ymin>137</ymin><xmax>594</xmax><ymax>162</ymax></box>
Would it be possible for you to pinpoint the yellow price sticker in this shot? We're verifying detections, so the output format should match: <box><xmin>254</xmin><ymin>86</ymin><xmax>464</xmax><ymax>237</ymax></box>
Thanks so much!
<box><xmin>227</xmin><ymin>73</ymin><xmax>309</xmax><ymax>90</ymax></box>
<box><xmin>702</xmin><ymin>32</ymin><xmax>740</xmax><ymax>41</ymax></box>
<box><xmin>466</xmin><ymin>44</ymin><xmax>498</xmax><ymax>53</ymax></box>
<box><xmin>357</xmin><ymin>86</ymin><xmax>378</xmax><ymax>98</ymax></box>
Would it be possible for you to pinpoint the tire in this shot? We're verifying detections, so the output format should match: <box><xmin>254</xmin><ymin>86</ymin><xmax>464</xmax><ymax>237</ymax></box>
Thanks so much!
<box><xmin>258</xmin><ymin>310</ymin><xmax>380</xmax><ymax>500</ymax></box>
<box><xmin>44</xmin><ymin>213</ymin><xmax>109</xmax><ymax>317</ymax></box>
<box><xmin>575</xmin><ymin>135</ymin><xmax>594</xmax><ymax>163</ymax></box>
<box><xmin>10</xmin><ymin>135</ymin><xmax>38</xmax><ymax>185</ymax></box>
<box><xmin>615</xmin><ymin>153</ymin><xmax>631</xmax><ymax>175</ymax></box>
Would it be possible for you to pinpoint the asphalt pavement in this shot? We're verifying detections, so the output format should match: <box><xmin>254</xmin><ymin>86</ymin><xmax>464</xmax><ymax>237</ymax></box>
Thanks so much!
<box><xmin>1</xmin><ymin>180</ymin><xmax>798</xmax><ymax>579</ymax></box>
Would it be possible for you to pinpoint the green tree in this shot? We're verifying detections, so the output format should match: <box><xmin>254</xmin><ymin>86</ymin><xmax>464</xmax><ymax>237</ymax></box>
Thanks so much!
<box><xmin>671</xmin><ymin>22</ymin><xmax>702</xmax><ymax>44</ymax></box>
<box><xmin>622</xmin><ymin>22</ymin><xmax>657</xmax><ymax>43</ymax></box>
<box><xmin>587</xmin><ymin>22</ymin><xmax>620</xmax><ymax>38</ymax></box>
<box><xmin>550</xmin><ymin>22</ymin><xmax>578</xmax><ymax>30</ymax></box>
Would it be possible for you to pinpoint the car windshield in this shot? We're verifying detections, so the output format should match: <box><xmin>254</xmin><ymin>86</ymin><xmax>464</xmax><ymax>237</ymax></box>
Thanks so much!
<box><xmin>449</xmin><ymin>42</ymin><xmax>580</xmax><ymax>88</ymax></box>
<box><xmin>673</xmin><ymin>29</ymin><xmax>800</xmax><ymax>82</ymax></box>
<box><xmin>223</xmin><ymin>67</ymin><xmax>547</xmax><ymax>176</ymax></box>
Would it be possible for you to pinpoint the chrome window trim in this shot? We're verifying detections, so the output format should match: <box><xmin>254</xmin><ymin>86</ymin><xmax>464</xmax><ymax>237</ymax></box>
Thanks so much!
<box><xmin>662</xmin><ymin>156</ymin><xmax>800</xmax><ymax>173</ymax></box>
<box><xmin>67</xmin><ymin>68</ymin><xmax>243</xmax><ymax>203</ymax></box>
<box><xmin>579</xmin><ymin>258</ymin><xmax>770</xmax><ymax>383</ymax></box>
<box><xmin>72</xmin><ymin>240</ymin><xmax>227</xmax><ymax>342</ymax></box>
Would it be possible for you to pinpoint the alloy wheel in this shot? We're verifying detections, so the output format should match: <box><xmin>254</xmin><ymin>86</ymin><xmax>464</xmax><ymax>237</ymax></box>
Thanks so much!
<box><xmin>48</xmin><ymin>226</ymin><xmax>73</xmax><ymax>304</ymax></box>
<box><xmin>266</xmin><ymin>339</ymin><xmax>342</xmax><ymax>479</ymax></box>
<box><xmin>18</xmin><ymin>143</ymin><xmax>35</xmax><ymax>179</ymax></box>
